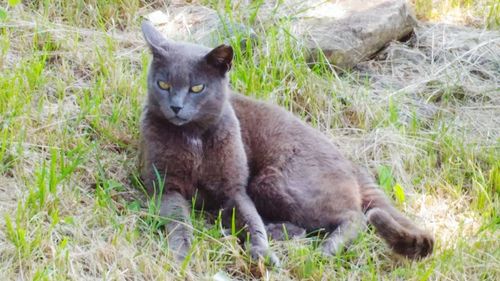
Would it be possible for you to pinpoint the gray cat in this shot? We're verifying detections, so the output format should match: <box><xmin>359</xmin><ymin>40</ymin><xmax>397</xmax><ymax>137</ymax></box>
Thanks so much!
<box><xmin>138</xmin><ymin>21</ymin><xmax>433</xmax><ymax>265</ymax></box>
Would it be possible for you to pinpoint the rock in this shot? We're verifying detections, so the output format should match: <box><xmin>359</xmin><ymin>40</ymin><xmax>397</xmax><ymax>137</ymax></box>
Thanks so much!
<box><xmin>259</xmin><ymin>0</ymin><xmax>417</xmax><ymax>69</ymax></box>
<box><xmin>144</xmin><ymin>5</ymin><xmax>256</xmax><ymax>48</ymax></box>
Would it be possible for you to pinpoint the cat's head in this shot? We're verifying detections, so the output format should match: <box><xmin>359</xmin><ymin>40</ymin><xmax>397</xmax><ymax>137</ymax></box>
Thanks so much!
<box><xmin>141</xmin><ymin>21</ymin><xmax>233</xmax><ymax>126</ymax></box>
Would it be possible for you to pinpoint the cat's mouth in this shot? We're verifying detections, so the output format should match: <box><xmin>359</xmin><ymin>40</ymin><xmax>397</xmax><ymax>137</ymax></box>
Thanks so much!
<box><xmin>169</xmin><ymin>116</ymin><xmax>190</xmax><ymax>126</ymax></box>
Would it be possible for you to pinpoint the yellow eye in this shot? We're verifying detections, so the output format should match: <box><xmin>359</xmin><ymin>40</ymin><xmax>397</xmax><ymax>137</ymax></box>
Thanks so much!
<box><xmin>190</xmin><ymin>84</ymin><xmax>205</xmax><ymax>93</ymax></box>
<box><xmin>157</xmin><ymin>81</ymin><xmax>171</xmax><ymax>90</ymax></box>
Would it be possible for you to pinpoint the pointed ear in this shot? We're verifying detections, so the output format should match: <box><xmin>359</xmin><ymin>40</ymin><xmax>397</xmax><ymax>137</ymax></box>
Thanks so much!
<box><xmin>141</xmin><ymin>21</ymin><xmax>168</xmax><ymax>57</ymax></box>
<box><xmin>205</xmin><ymin>44</ymin><xmax>233</xmax><ymax>75</ymax></box>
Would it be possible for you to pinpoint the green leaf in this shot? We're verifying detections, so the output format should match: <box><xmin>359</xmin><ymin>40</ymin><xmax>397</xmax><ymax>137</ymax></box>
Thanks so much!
<box><xmin>63</xmin><ymin>216</ymin><xmax>75</xmax><ymax>225</ymax></box>
<box><xmin>105</xmin><ymin>179</ymin><xmax>125</xmax><ymax>192</ymax></box>
<box><xmin>377</xmin><ymin>165</ymin><xmax>394</xmax><ymax>194</ymax></box>
<box><xmin>388</xmin><ymin>97</ymin><xmax>399</xmax><ymax>124</ymax></box>
<box><xmin>0</xmin><ymin>7</ymin><xmax>7</xmax><ymax>21</ymax></box>
<box><xmin>489</xmin><ymin>164</ymin><xmax>500</xmax><ymax>193</ymax></box>
<box><xmin>393</xmin><ymin>183</ymin><xmax>406</xmax><ymax>204</ymax></box>
<box><xmin>8</xmin><ymin>0</ymin><xmax>21</xmax><ymax>7</ymax></box>
<box><xmin>127</xmin><ymin>200</ymin><xmax>141</xmax><ymax>212</ymax></box>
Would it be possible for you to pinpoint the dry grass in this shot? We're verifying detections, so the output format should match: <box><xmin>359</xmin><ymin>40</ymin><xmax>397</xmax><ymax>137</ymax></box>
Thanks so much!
<box><xmin>0</xmin><ymin>0</ymin><xmax>499</xmax><ymax>280</ymax></box>
<box><xmin>412</xmin><ymin>0</ymin><xmax>500</xmax><ymax>28</ymax></box>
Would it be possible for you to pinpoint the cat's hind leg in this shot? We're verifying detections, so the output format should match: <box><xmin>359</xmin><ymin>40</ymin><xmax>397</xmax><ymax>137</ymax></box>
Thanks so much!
<box><xmin>247</xmin><ymin>166</ymin><xmax>301</xmax><ymax>222</ymax></box>
<box><xmin>320</xmin><ymin>210</ymin><xmax>366</xmax><ymax>256</ymax></box>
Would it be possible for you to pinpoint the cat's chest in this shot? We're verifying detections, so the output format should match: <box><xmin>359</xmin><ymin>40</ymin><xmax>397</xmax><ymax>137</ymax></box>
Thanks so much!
<box><xmin>164</xmin><ymin>135</ymin><xmax>223</xmax><ymax>182</ymax></box>
<box><xmin>184</xmin><ymin>135</ymin><xmax>203</xmax><ymax>156</ymax></box>
<box><xmin>168</xmin><ymin>135</ymin><xmax>204</xmax><ymax>174</ymax></box>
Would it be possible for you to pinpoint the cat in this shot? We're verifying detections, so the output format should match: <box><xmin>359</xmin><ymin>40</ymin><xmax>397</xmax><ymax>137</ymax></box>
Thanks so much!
<box><xmin>138</xmin><ymin>21</ymin><xmax>278</xmax><ymax>265</ymax></box>
<box><xmin>138</xmin><ymin>21</ymin><xmax>434</xmax><ymax>264</ymax></box>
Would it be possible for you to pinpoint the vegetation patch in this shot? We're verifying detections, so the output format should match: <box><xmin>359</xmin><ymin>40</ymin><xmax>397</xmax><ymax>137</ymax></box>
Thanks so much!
<box><xmin>0</xmin><ymin>0</ymin><xmax>498</xmax><ymax>280</ymax></box>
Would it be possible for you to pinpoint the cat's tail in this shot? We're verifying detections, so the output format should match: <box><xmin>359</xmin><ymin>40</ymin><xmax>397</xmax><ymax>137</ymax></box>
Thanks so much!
<box><xmin>357</xmin><ymin>169</ymin><xmax>434</xmax><ymax>259</ymax></box>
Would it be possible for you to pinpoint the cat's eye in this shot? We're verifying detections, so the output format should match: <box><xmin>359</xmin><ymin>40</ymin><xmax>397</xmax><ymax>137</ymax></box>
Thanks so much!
<box><xmin>157</xmin><ymin>81</ymin><xmax>171</xmax><ymax>90</ymax></box>
<box><xmin>190</xmin><ymin>84</ymin><xmax>205</xmax><ymax>93</ymax></box>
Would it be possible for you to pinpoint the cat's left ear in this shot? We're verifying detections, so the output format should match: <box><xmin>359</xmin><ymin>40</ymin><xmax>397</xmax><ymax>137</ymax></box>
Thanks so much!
<box><xmin>141</xmin><ymin>21</ymin><xmax>169</xmax><ymax>57</ymax></box>
<box><xmin>205</xmin><ymin>44</ymin><xmax>233</xmax><ymax>75</ymax></box>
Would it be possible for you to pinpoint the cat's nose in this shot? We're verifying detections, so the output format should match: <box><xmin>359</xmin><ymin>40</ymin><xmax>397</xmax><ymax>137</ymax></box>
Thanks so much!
<box><xmin>170</xmin><ymin>106</ymin><xmax>182</xmax><ymax>114</ymax></box>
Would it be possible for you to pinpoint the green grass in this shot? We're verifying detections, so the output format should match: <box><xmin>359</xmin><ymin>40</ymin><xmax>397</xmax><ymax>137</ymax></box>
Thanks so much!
<box><xmin>0</xmin><ymin>0</ymin><xmax>499</xmax><ymax>280</ymax></box>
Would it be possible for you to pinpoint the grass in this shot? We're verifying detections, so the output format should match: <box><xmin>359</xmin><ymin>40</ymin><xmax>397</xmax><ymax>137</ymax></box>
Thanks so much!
<box><xmin>0</xmin><ymin>0</ymin><xmax>499</xmax><ymax>280</ymax></box>
<box><xmin>412</xmin><ymin>0</ymin><xmax>500</xmax><ymax>28</ymax></box>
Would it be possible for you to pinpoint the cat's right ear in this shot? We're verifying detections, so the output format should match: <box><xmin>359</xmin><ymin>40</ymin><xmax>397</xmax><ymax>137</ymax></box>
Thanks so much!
<box><xmin>205</xmin><ymin>44</ymin><xmax>233</xmax><ymax>75</ymax></box>
<box><xmin>141</xmin><ymin>21</ymin><xmax>168</xmax><ymax>57</ymax></box>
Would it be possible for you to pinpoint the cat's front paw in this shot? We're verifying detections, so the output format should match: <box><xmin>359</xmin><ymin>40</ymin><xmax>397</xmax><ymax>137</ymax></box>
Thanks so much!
<box><xmin>167</xmin><ymin>231</ymin><xmax>193</xmax><ymax>262</ymax></box>
<box><xmin>250</xmin><ymin>246</ymin><xmax>281</xmax><ymax>267</ymax></box>
<box><xmin>170</xmin><ymin>242</ymin><xmax>191</xmax><ymax>262</ymax></box>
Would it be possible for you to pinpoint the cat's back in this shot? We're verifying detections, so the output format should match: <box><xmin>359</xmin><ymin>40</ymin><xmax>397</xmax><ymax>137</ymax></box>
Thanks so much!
<box><xmin>230</xmin><ymin>93</ymin><xmax>331</xmax><ymax>145</ymax></box>
<box><xmin>230</xmin><ymin>93</ymin><xmax>348</xmax><ymax>171</ymax></box>
<box><xmin>230</xmin><ymin>93</ymin><xmax>301</xmax><ymax>146</ymax></box>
